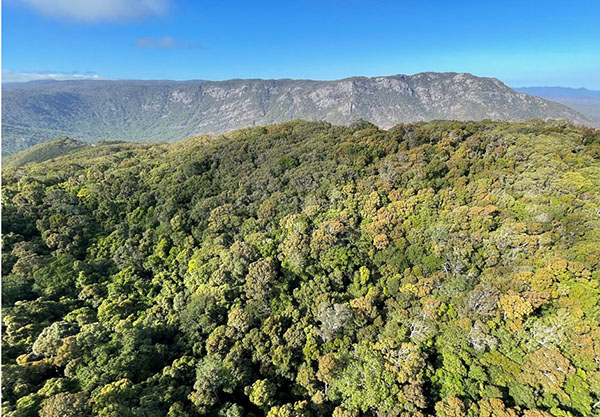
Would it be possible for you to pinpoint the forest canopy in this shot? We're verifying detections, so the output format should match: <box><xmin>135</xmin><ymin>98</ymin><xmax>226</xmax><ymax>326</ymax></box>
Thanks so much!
<box><xmin>2</xmin><ymin>119</ymin><xmax>600</xmax><ymax>417</ymax></box>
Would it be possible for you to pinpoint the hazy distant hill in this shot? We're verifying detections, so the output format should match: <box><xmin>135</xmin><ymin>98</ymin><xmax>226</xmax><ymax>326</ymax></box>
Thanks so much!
<box><xmin>516</xmin><ymin>87</ymin><xmax>600</xmax><ymax>126</ymax></box>
<box><xmin>2</xmin><ymin>72</ymin><xmax>594</xmax><ymax>154</ymax></box>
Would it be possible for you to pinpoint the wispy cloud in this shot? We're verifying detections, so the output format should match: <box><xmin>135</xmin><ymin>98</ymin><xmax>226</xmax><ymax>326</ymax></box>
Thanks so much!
<box><xmin>134</xmin><ymin>36</ymin><xmax>204</xmax><ymax>50</ymax></box>
<box><xmin>14</xmin><ymin>0</ymin><xmax>169</xmax><ymax>22</ymax></box>
<box><xmin>2</xmin><ymin>70</ymin><xmax>102</xmax><ymax>83</ymax></box>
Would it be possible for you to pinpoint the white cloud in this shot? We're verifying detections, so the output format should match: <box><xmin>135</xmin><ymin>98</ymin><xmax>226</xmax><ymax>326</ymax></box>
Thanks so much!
<box><xmin>2</xmin><ymin>70</ymin><xmax>102</xmax><ymax>83</ymax></box>
<box><xmin>135</xmin><ymin>36</ymin><xmax>203</xmax><ymax>50</ymax></box>
<box><xmin>15</xmin><ymin>0</ymin><xmax>169</xmax><ymax>22</ymax></box>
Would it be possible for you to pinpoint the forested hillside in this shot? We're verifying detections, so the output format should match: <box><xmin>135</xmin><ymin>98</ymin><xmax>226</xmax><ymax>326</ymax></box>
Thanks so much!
<box><xmin>2</xmin><ymin>120</ymin><xmax>600</xmax><ymax>417</ymax></box>
<box><xmin>2</xmin><ymin>137</ymin><xmax>93</xmax><ymax>169</ymax></box>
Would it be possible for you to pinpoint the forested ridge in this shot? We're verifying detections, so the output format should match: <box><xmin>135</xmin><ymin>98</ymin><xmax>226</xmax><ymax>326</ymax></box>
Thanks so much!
<box><xmin>2</xmin><ymin>119</ymin><xmax>600</xmax><ymax>417</ymax></box>
<box><xmin>2</xmin><ymin>137</ymin><xmax>93</xmax><ymax>169</ymax></box>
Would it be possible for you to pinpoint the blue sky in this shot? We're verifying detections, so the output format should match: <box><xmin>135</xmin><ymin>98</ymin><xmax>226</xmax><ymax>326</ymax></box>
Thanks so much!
<box><xmin>3</xmin><ymin>0</ymin><xmax>600</xmax><ymax>88</ymax></box>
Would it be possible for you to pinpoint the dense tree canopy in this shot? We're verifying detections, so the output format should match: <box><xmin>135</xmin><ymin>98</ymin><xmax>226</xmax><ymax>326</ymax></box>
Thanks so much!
<box><xmin>2</xmin><ymin>119</ymin><xmax>600</xmax><ymax>416</ymax></box>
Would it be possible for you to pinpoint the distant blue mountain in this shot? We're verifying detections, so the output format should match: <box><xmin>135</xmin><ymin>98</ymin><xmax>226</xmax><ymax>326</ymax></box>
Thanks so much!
<box><xmin>516</xmin><ymin>87</ymin><xmax>600</xmax><ymax>126</ymax></box>
<box><xmin>516</xmin><ymin>87</ymin><xmax>600</xmax><ymax>99</ymax></box>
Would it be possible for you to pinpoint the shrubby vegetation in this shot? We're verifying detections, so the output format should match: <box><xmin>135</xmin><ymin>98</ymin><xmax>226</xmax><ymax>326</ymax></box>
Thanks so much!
<box><xmin>2</xmin><ymin>119</ymin><xmax>600</xmax><ymax>416</ymax></box>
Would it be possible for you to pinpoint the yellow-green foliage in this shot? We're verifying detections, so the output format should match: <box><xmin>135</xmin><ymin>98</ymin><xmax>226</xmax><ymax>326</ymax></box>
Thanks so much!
<box><xmin>2</xmin><ymin>120</ymin><xmax>600</xmax><ymax>417</ymax></box>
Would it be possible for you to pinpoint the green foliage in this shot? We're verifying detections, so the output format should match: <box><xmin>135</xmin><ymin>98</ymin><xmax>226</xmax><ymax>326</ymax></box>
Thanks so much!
<box><xmin>2</xmin><ymin>120</ymin><xmax>600</xmax><ymax>416</ymax></box>
<box><xmin>3</xmin><ymin>137</ymin><xmax>91</xmax><ymax>168</ymax></box>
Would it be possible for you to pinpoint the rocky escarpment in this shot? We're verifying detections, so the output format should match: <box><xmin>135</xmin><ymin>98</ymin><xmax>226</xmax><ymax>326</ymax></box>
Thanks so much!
<box><xmin>2</xmin><ymin>72</ymin><xmax>594</xmax><ymax>154</ymax></box>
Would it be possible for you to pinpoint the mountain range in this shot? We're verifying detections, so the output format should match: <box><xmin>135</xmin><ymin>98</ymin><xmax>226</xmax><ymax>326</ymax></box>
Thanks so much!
<box><xmin>2</xmin><ymin>72</ymin><xmax>596</xmax><ymax>155</ymax></box>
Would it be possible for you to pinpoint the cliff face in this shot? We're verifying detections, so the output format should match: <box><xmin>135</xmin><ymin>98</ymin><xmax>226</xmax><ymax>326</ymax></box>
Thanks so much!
<box><xmin>2</xmin><ymin>72</ymin><xmax>594</xmax><ymax>154</ymax></box>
